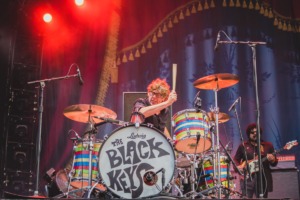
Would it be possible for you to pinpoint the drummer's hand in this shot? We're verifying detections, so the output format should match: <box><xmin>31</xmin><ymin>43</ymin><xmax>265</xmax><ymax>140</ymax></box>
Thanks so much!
<box><xmin>167</xmin><ymin>90</ymin><xmax>177</xmax><ymax>104</ymax></box>
<box><xmin>267</xmin><ymin>154</ymin><xmax>276</xmax><ymax>163</ymax></box>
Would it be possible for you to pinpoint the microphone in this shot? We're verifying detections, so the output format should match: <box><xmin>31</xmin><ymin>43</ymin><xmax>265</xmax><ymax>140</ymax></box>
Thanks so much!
<box><xmin>155</xmin><ymin>168</ymin><xmax>164</xmax><ymax>175</ymax></box>
<box><xmin>94</xmin><ymin>121</ymin><xmax>107</xmax><ymax>128</ymax></box>
<box><xmin>228</xmin><ymin>97</ymin><xmax>241</xmax><ymax>112</ymax></box>
<box><xmin>143</xmin><ymin>171</ymin><xmax>158</xmax><ymax>186</ymax></box>
<box><xmin>193</xmin><ymin>91</ymin><xmax>202</xmax><ymax>112</ymax></box>
<box><xmin>225</xmin><ymin>141</ymin><xmax>231</xmax><ymax>151</ymax></box>
<box><xmin>162</xmin><ymin>168</ymin><xmax>165</xmax><ymax>188</ymax></box>
<box><xmin>196</xmin><ymin>132</ymin><xmax>201</xmax><ymax>145</ymax></box>
<box><xmin>77</xmin><ymin>66</ymin><xmax>84</xmax><ymax>85</ymax></box>
<box><xmin>214</xmin><ymin>31</ymin><xmax>221</xmax><ymax>51</ymax></box>
<box><xmin>146</xmin><ymin>173</ymin><xmax>153</xmax><ymax>181</ymax></box>
<box><xmin>71</xmin><ymin>131</ymin><xmax>82</xmax><ymax>141</ymax></box>
<box><xmin>200</xmin><ymin>174</ymin><xmax>211</xmax><ymax>179</ymax></box>
<box><xmin>94</xmin><ymin>116</ymin><xmax>127</xmax><ymax>126</ymax></box>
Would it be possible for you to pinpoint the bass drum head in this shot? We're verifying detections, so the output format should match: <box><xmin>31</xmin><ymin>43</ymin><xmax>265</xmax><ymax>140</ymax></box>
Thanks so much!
<box><xmin>98</xmin><ymin>124</ymin><xmax>175</xmax><ymax>199</ymax></box>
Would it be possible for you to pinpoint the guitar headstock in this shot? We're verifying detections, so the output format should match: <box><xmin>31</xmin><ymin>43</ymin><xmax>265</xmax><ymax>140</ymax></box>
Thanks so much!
<box><xmin>284</xmin><ymin>140</ymin><xmax>298</xmax><ymax>150</ymax></box>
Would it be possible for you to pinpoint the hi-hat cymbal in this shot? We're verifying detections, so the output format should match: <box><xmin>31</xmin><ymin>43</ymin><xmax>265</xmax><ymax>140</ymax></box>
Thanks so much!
<box><xmin>207</xmin><ymin>112</ymin><xmax>230</xmax><ymax>123</ymax></box>
<box><xmin>193</xmin><ymin>73</ymin><xmax>239</xmax><ymax>90</ymax></box>
<box><xmin>63</xmin><ymin>104</ymin><xmax>117</xmax><ymax>123</ymax></box>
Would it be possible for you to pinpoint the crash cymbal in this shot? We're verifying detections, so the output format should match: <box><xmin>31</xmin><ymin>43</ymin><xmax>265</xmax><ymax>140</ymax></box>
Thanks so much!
<box><xmin>63</xmin><ymin>104</ymin><xmax>117</xmax><ymax>123</ymax></box>
<box><xmin>193</xmin><ymin>73</ymin><xmax>239</xmax><ymax>90</ymax></box>
<box><xmin>207</xmin><ymin>112</ymin><xmax>230</xmax><ymax>123</ymax></box>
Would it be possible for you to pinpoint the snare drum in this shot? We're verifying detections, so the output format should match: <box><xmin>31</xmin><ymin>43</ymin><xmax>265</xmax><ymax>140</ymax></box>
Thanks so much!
<box><xmin>71</xmin><ymin>139</ymin><xmax>106</xmax><ymax>191</ymax></box>
<box><xmin>172</xmin><ymin>109</ymin><xmax>211</xmax><ymax>154</ymax></box>
<box><xmin>176</xmin><ymin>153</ymin><xmax>191</xmax><ymax>168</ymax></box>
<box><xmin>98</xmin><ymin>124</ymin><xmax>175</xmax><ymax>199</ymax></box>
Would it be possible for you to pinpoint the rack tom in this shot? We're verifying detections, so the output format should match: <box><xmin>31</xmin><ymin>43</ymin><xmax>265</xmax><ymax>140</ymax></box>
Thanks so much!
<box><xmin>172</xmin><ymin>109</ymin><xmax>211</xmax><ymax>154</ymax></box>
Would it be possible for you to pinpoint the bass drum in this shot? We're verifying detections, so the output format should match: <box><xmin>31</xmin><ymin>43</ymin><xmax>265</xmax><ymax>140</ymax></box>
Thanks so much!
<box><xmin>98</xmin><ymin>124</ymin><xmax>175</xmax><ymax>199</ymax></box>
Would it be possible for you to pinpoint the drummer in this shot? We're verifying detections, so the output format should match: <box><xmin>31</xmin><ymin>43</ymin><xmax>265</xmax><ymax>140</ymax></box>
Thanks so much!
<box><xmin>130</xmin><ymin>78</ymin><xmax>177</xmax><ymax>140</ymax></box>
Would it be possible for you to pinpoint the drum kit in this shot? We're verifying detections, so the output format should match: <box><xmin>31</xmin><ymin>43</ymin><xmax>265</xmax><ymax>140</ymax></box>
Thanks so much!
<box><xmin>48</xmin><ymin>73</ymin><xmax>243</xmax><ymax>199</ymax></box>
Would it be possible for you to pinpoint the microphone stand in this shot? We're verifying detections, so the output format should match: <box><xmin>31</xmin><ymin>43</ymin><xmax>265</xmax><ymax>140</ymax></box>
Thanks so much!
<box><xmin>27</xmin><ymin>73</ymin><xmax>79</xmax><ymax>196</ymax></box>
<box><xmin>218</xmin><ymin>39</ymin><xmax>265</xmax><ymax>197</ymax></box>
<box><xmin>218</xmin><ymin>139</ymin><xmax>242</xmax><ymax>198</ymax></box>
<box><xmin>232</xmin><ymin>102</ymin><xmax>252</xmax><ymax>197</ymax></box>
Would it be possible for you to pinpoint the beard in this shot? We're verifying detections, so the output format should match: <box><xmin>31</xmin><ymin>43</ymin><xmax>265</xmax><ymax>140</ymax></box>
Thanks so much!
<box><xmin>249</xmin><ymin>136</ymin><xmax>257</xmax><ymax>142</ymax></box>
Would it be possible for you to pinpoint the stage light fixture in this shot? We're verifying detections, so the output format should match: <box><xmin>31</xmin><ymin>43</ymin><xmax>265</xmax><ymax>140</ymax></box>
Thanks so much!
<box><xmin>43</xmin><ymin>13</ymin><xmax>52</xmax><ymax>23</ymax></box>
<box><xmin>75</xmin><ymin>0</ymin><xmax>84</xmax><ymax>6</ymax></box>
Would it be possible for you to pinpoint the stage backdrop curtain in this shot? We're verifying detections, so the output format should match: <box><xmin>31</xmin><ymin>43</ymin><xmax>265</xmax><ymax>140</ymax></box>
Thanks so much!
<box><xmin>39</xmin><ymin>0</ymin><xmax>300</xmax><ymax>183</ymax></box>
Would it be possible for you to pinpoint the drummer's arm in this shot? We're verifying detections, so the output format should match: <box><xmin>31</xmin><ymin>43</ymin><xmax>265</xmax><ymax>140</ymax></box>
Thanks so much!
<box><xmin>139</xmin><ymin>101</ymin><xmax>171</xmax><ymax>117</ymax></box>
<box><xmin>139</xmin><ymin>91</ymin><xmax>177</xmax><ymax>117</ymax></box>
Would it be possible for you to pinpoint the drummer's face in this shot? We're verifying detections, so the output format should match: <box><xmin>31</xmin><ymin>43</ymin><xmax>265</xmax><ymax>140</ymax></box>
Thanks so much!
<box><xmin>148</xmin><ymin>91</ymin><xmax>165</xmax><ymax>105</ymax></box>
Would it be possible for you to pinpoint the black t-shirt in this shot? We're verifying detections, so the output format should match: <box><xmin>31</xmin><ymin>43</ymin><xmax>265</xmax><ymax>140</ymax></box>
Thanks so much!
<box><xmin>131</xmin><ymin>98</ymin><xmax>169</xmax><ymax>132</ymax></box>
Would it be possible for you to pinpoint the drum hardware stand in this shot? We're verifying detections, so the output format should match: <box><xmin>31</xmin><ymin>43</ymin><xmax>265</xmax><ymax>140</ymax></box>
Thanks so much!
<box><xmin>218</xmin><ymin>33</ymin><xmax>266</xmax><ymax>197</ymax></box>
<box><xmin>183</xmin><ymin>91</ymin><xmax>205</xmax><ymax>199</ymax></box>
<box><xmin>164</xmin><ymin>181</ymin><xmax>183</xmax><ymax>197</ymax></box>
<box><xmin>66</xmin><ymin>137</ymin><xmax>77</xmax><ymax>198</ymax></box>
<box><xmin>196</xmin><ymin>85</ymin><xmax>223</xmax><ymax>198</ymax></box>
<box><xmin>183</xmin><ymin>133</ymin><xmax>201</xmax><ymax>199</ymax></box>
<box><xmin>83</xmin><ymin>105</ymin><xmax>97</xmax><ymax>198</ymax></box>
<box><xmin>27</xmin><ymin>65</ymin><xmax>82</xmax><ymax>197</ymax></box>
<box><xmin>211</xmin><ymin>87</ymin><xmax>222</xmax><ymax>198</ymax></box>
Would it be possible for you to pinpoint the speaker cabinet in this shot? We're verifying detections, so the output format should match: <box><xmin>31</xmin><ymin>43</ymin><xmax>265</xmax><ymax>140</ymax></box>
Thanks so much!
<box><xmin>123</xmin><ymin>92</ymin><xmax>147</xmax><ymax>122</ymax></box>
<box><xmin>3</xmin><ymin>171</ymin><xmax>35</xmax><ymax>196</ymax></box>
<box><xmin>268</xmin><ymin>168</ymin><xmax>300</xmax><ymax>199</ymax></box>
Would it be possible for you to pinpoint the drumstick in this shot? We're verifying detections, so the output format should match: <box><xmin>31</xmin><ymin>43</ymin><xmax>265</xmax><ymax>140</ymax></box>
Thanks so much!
<box><xmin>172</xmin><ymin>63</ymin><xmax>177</xmax><ymax>91</ymax></box>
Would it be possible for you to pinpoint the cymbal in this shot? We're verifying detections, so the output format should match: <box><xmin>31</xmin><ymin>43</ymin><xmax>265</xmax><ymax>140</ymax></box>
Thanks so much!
<box><xmin>207</xmin><ymin>112</ymin><xmax>230</xmax><ymax>123</ymax></box>
<box><xmin>63</xmin><ymin>104</ymin><xmax>117</xmax><ymax>123</ymax></box>
<box><xmin>193</xmin><ymin>73</ymin><xmax>239</xmax><ymax>90</ymax></box>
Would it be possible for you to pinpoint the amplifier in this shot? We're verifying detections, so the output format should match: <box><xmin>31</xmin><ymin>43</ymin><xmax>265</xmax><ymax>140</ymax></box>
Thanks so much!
<box><xmin>271</xmin><ymin>154</ymin><xmax>296</xmax><ymax>170</ymax></box>
<box><xmin>269</xmin><ymin>168</ymin><xmax>300</xmax><ymax>199</ymax></box>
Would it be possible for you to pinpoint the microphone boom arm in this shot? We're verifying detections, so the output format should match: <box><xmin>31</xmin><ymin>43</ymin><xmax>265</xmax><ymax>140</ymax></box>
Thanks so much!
<box><xmin>27</xmin><ymin>73</ymin><xmax>78</xmax><ymax>85</ymax></box>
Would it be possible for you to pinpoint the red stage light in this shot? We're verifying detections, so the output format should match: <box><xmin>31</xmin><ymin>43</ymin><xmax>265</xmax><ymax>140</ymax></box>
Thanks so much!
<box><xmin>43</xmin><ymin>13</ymin><xmax>52</xmax><ymax>23</ymax></box>
<box><xmin>74</xmin><ymin>0</ymin><xmax>84</xmax><ymax>6</ymax></box>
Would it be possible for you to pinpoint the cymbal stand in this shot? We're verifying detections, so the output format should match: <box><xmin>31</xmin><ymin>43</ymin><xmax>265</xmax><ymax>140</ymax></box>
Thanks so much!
<box><xmin>209</xmin><ymin>115</ymin><xmax>217</xmax><ymax>190</ymax></box>
<box><xmin>193</xmin><ymin>87</ymin><xmax>222</xmax><ymax>199</ymax></box>
<box><xmin>27</xmin><ymin>69</ymin><xmax>81</xmax><ymax>196</ymax></box>
<box><xmin>84</xmin><ymin>105</ymin><xmax>96</xmax><ymax>198</ymax></box>
<box><xmin>212</xmin><ymin>87</ymin><xmax>222</xmax><ymax>199</ymax></box>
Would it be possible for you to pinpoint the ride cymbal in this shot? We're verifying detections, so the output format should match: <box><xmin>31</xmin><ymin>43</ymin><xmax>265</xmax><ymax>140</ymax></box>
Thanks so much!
<box><xmin>63</xmin><ymin>104</ymin><xmax>117</xmax><ymax>123</ymax></box>
<box><xmin>193</xmin><ymin>73</ymin><xmax>239</xmax><ymax>90</ymax></box>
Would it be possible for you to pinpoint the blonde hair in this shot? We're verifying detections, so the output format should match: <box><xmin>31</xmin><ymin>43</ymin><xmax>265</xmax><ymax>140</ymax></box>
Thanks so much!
<box><xmin>147</xmin><ymin>78</ymin><xmax>170</xmax><ymax>101</ymax></box>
